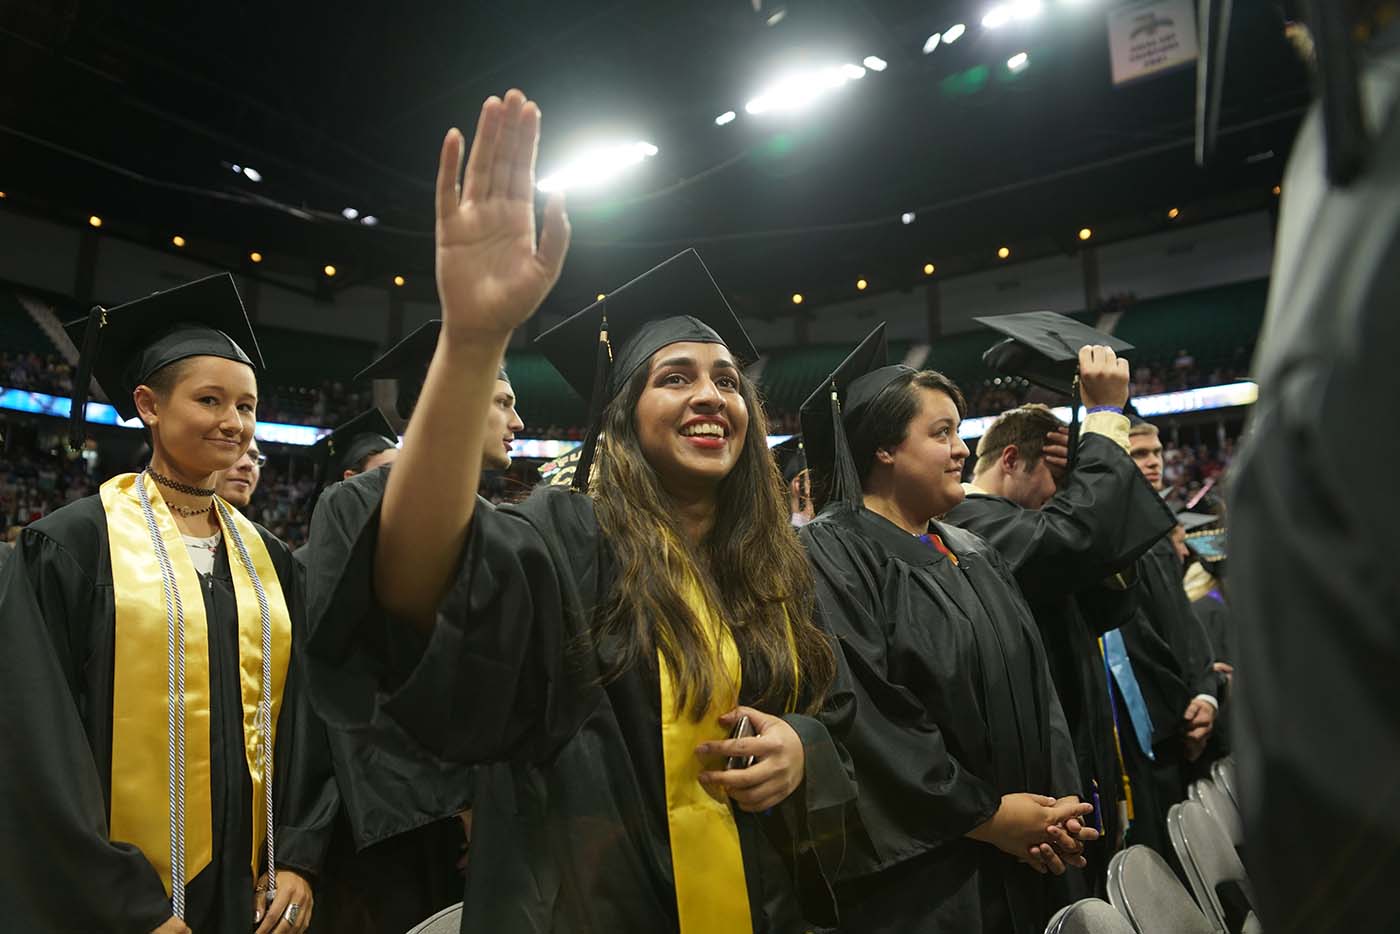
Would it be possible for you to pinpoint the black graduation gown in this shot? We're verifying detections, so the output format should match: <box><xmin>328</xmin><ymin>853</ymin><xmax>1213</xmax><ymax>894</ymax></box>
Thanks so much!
<box><xmin>799</xmin><ymin>505</ymin><xmax>1081</xmax><ymax>934</ymax></box>
<box><xmin>1137</xmin><ymin>539</ymin><xmax>1223</xmax><ymax>705</ymax></box>
<box><xmin>1229</xmin><ymin>24</ymin><xmax>1400</xmax><ymax>930</ymax></box>
<box><xmin>943</xmin><ymin>432</ymin><xmax>1178</xmax><ymax>886</ymax></box>
<box><xmin>302</xmin><ymin>479</ymin><xmax>855</xmax><ymax>934</ymax></box>
<box><xmin>297</xmin><ymin>468</ymin><xmax>474</xmax><ymax>934</ymax></box>
<box><xmin>1191</xmin><ymin>589</ymin><xmax>1233</xmax><ymax>668</ymax></box>
<box><xmin>0</xmin><ymin>495</ymin><xmax>338</xmax><ymax>934</ymax></box>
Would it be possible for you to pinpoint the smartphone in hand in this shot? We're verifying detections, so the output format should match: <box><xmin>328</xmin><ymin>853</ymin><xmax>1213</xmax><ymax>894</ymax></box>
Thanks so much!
<box><xmin>726</xmin><ymin>715</ymin><xmax>756</xmax><ymax>770</ymax></box>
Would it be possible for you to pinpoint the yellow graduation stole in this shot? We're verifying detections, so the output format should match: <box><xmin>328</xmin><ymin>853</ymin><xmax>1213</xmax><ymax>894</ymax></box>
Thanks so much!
<box><xmin>100</xmin><ymin>472</ymin><xmax>292</xmax><ymax>896</ymax></box>
<box><xmin>658</xmin><ymin>571</ymin><xmax>754</xmax><ymax>934</ymax></box>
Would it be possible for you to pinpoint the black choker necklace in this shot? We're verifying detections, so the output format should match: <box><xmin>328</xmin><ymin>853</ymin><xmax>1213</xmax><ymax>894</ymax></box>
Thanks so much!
<box><xmin>147</xmin><ymin>466</ymin><xmax>216</xmax><ymax>498</ymax></box>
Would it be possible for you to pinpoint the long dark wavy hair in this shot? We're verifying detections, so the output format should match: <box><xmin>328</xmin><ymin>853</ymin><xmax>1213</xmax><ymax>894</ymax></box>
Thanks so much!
<box><xmin>590</xmin><ymin>361</ymin><xmax>836</xmax><ymax>719</ymax></box>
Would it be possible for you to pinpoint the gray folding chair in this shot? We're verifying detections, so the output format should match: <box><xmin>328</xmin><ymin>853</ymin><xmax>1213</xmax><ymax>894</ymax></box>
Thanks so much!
<box><xmin>1045</xmin><ymin>898</ymin><xmax>1137</xmax><ymax>934</ymax></box>
<box><xmin>1106</xmin><ymin>844</ymin><xmax>1215</xmax><ymax>934</ymax></box>
<box><xmin>1211</xmin><ymin>757</ymin><xmax>1239</xmax><ymax>808</ymax></box>
<box><xmin>1190</xmin><ymin>778</ymin><xmax>1245</xmax><ymax>852</ymax></box>
<box><xmin>1168</xmin><ymin>801</ymin><xmax>1258</xmax><ymax>934</ymax></box>
<box><xmin>405</xmin><ymin>902</ymin><xmax>463</xmax><ymax>934</ymax></box>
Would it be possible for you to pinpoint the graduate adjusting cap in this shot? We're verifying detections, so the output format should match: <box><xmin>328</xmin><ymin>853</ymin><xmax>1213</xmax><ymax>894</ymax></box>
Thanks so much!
<box><xmin>534</xmin><ymin>249</ymin><xmax>757</xmax><ymax>491</ymax></box>
<box><xmin>63</xmin><ymin>273</ymin><xmax>261</xmax><ymax>448</ymax></box>
<box><xmin>974</xmin><ymin>311</ymin><xmax>1134</xmax><ymax>397</ymax></box>
<box><xmin>356</xmin><ymin>319</ymin><xmax>509</xmax><ymax>420</ymax></box>
<box><xmin>799</xmin><ymin>323</ymin><xmax>923</xmax><ymax>511</ymax></box>
<box><xmin>772</xmin><ymin>435</ymin><xmax>807</xmax><ymax>486</ymax></box>
<box><xmin>312</xmin><ymin>408</ymin><xmax>399</xmax><ymax>485</ymax></box>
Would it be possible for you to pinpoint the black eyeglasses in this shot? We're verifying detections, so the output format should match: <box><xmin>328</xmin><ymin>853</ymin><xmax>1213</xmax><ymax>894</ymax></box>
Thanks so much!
<box><xmin>250</xmin><ymin>452</ymin><xmax>268</xmax><ymax>468</ymax></box>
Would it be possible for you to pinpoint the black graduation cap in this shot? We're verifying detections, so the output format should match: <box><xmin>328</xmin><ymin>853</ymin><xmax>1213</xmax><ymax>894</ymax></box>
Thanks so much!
<box><xmin>772</xmin><ymin>435</ymin><xmax>807</xmax><ymax>486</ymax></box>
<box><xmin>799</xmin><ymin>324</ymin><xmax>919</xmax><ymax>511</ymax></box>
<box><xmin>976</xmin><ymin>311</ymin><xmax>1134</xmax><ymax>471</ymax></box>
<box><xmin>1175</xmin><ymin>511</ymin><xmax>1220</xmax><ymax>533</ymax></box>
<box><xmin>356</xmin><ymin>319</ymin><xmax>509</xmax><ymax>420</ymax></box>
<box><xmin>975</xmin><ymin>311</ymin><xmax>1134</xmax><ymax>397</ymax></box>
<box><xmin>311</xmin><ymin>408</ymin><xmax>399</xmax><ymax>484</ymax></box>
<box><xmin>533</xmin><ymin>249</ymin><xmax>757</xmax><ymax>491</ymax></box>
<box><xmin>63</xmin><ymin>273</ymin><xmax>261</xmax><ymax>448</ymax></box>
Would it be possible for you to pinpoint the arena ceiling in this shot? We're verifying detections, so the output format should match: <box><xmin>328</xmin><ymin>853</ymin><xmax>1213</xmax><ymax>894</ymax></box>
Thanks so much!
<box><xmin>1</xmin><ymin>0</ymin><xmax>1310</xmax><ymax>317</ymax></box>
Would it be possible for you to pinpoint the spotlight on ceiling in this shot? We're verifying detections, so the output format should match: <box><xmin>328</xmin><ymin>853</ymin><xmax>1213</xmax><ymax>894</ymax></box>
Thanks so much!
<box><xmin>745</xmin><ymin>65</ymin><xmax>864</xmax><ymax>116</ymax></box>
<box><xmin>250</xmin><ymin>251</ymin><xmax>263</xmax><ymax>263</ymax></box>
<box><xmin>901</xmin><ymin>212</ymin><xmax>916</xmax><ymax>225</ymax></box>
<box><xmin>1078</xmin><ymin>227</ymin><xmax>1093</xmax><ymax>241</ymax></box>
<box><xmin>393</xmin><ymin>275</ymin><xmax>405</xmax><ymax>287</ymax></box>
<box><xmin>242</xmin><ymin>166</ymin><xmax>262</xmax><ymax>182</ymax></box>
<box><xmin>715</xmin><ymin>111</ymin><xmax>737</xmax><ymax>126</ymax></box>
<box><xmin>88</xmin><ymin>215</ymin><xmax>103</xmax><ymax>228</ymax></box>
<box><xmin>791</xmin><ymin>293</ymin><xmax>804</xmax><ymax>305</ymax></box>
<box><xmin>997</xmin><ymin>246</ymin><xmax>1011</xmax><ymax>259</ymax></box>
<box><xmin>923</xmin><ymin>263</ymin><xmax>936</xmax><ymax>275</ymax></box>
<box><xmin>862</xmin><ymin>55</ymin><xmax>888</xmax><ymax>72</ymax></box>
<box><xmin>342</xmin><ymin>207</ymin><xmax>360</xmax><ymax>220</ymax></box>
<box><xmin>360</xmin><ymin>215</ymin><xmax>378</xmax><ymax>226</ymax></box>
<box><xmin>172</xmin><ymin>235</ymin><xmax>186</xmax><ymax>248</ymax></box>
<box><xmin>943</xmin><ymin>23</ymin><xmax>967</xmax><ymax>43</ymax></box>
<box><xmin>923</xmin><ymin>33</ymin><xmax>942</xmax><ymax>54</ymax></box>
<box><xmin>1007</xmin><ymin>51</ymin><xmax>1030</xmax><ymax>72</ymax></box>
<box><xmin>537</xmin><ymin>141</ymin><xmax>660</xmax><ymax>193</ymax></box>
<box><xmin>323</xmin><ymin>264</ymin><xmax>337</xmax><ymax>277</ymax></box>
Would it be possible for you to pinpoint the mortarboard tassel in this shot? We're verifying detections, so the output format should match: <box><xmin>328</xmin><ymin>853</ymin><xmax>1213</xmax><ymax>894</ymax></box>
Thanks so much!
<box><xmin>816</xmin><ymin>381</ymin><xmax>865</xmax><ymax>513</ymax></box>
<box><xmin>67</xmin><ymin>305</ymin><xmax>108</xmax><ymax>451</ymax></box>
<box><xmin>571</xmin><ymin>315</ymin><xmax>613</xmax><ymax>493</ymax></box>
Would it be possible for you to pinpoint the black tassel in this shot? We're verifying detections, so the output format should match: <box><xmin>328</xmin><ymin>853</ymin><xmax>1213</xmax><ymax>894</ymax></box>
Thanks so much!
<box><xmin>571</xmin><ymin>315</ymin><xmax>612</xmax><ymax>493</ymax></box>
<box><xmin>67</xmin><ymin>305</ymin><xmax>107</xmax><ymax>451</ymax></box>
<box><xmin>1068</xmin><ymin>377</ymin><xmax>1082</xmax><ymax>474</ymax></box>
<box><xmin>819</xmin><ymin>381</ymin><xmax>864</xmax><ymax>513</ymax></box>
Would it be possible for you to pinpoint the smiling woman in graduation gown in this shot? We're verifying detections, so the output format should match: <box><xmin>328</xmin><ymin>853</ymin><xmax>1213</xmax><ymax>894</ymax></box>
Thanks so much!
<box><xmin>796</xmin><ymin>325</ymin><xmax>1094</xmax><ymax>934</ymax></box>
<box><xmin>303</xmin><ymin>92</ymin><xmax>853</xmax><ymax>934</ymax></box>
<box><xmin>0</xmin><ymin>275</ymin><xmax>337</xmax><ymax>934</ymax></box>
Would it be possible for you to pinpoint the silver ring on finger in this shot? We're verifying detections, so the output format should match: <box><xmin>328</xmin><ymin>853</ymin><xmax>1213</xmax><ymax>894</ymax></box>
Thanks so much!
<box><xmin>284</xmin><ymin>903</ymin><xmax>302</xmax><ymax>925</ymax></box>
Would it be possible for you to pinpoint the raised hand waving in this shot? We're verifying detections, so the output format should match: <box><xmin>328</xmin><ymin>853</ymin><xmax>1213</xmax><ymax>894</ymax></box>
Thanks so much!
<box><xmin>435</xmin><ymin>89</ymin><xmax>571</xmax><ymax>342</ymax></box>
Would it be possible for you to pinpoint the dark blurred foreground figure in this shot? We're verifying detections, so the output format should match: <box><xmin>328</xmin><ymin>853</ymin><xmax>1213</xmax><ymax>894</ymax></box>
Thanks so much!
<box><xmin>1230</xmin><ymin>2</ymin><xmax>1400</xmax><ymax>930</ymax></box>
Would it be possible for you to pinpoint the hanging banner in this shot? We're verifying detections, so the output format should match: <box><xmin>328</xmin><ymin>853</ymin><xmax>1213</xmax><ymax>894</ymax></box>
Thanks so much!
<box><xmin>1108</xmin><ymin>0</ymin><xmax>1199</xmax><ymax>86</ymax></box>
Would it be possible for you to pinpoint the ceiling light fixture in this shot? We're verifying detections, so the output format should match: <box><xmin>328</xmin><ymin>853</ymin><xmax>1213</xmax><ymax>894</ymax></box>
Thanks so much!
<box><xmin>745</xmin><ymin>65</ymin><xmax>864</xmax><ymax>116</ymax></box>
<box><xmin>537</xmin><ymin>141</ymin><xmax>659</xmax><ymax>193</ymax></box>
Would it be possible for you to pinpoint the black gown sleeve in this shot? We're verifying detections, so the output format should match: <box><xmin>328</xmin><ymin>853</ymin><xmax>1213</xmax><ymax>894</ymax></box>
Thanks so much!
<box><xmin>267</xmin><ymin>539</ymin><xmax>340</xmax><ymax>880</ymax></box>
<box><xmin>303</xmin><ymin>483</ymin><xmax>603</xmax><ymax>768</ymax></box>
<box><xmin>800</xmin><ymin>518</ymin><xmax>1001</xmax><ymax>878</ymax></box>
<box><xmin>0</xmin><ymin>527</ymin><xmax>174</xmax><ymax>934</ymax></box>
<box><xmin>952</xmin><ymin>434</ymin><xmax>1177</xmax><ymax>602</ymax></box>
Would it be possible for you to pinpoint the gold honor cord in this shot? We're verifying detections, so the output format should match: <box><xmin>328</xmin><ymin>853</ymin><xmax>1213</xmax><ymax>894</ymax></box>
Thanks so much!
<box><xmin>658</xmin><ymin>571</ymin><xmax>754</xmax><ymax>934</ymax></box>
<box><xmin>101</xmin><ymin>473</ymin><xmax>291</xmax><ymax>900</ymax></box>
